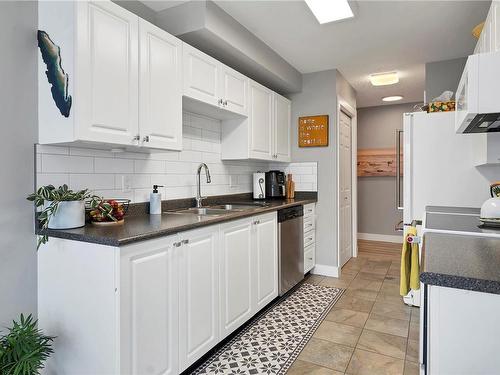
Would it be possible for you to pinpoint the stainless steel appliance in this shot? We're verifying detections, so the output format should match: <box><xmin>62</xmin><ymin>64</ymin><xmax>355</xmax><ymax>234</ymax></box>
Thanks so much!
<box><xmin>278</xmin><ymin>205</ymin><xmax>304</xmax><ymax>295</ymax></box>
<box><xmin>252</xmin><ymin>172</ymin><xmax>266</xmax><ymax>200</ymax></box>
<box><xmin>265</xmin><ymin>170</ymin><xmax>285</xmax><ymax>198</ymax></box>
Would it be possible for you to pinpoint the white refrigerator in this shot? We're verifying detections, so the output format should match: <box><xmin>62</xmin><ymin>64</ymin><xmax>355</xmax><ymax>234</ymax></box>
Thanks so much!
<box><xmin>399</xmin><ymin>111</ymin><xmax>490</xmax><ymax>306</ymax></box>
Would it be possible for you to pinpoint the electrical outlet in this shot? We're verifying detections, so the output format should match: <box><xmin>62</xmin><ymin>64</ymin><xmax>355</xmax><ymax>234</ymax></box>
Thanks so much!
<box><xmin>121</xmin><ymin>175</ymin><xmax>132</xmax><ymax>193</ymax></box>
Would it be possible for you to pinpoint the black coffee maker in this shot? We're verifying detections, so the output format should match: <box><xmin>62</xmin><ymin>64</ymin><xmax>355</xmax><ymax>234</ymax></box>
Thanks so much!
<box><xmin>265</xmin><ymin>170</ymin><xmax>286</xmax><ymax>198</ymax></box>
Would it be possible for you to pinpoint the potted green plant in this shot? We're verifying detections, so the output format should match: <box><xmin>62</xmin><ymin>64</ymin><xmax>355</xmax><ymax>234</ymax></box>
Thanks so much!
<box><xmin>27</xmin><ymin>184</ymin><xmax>93</xmax><ymax>248</ymax></box>
<box><xmin>0</xmin><ymin>314</ymin><xmax>55</xmax><ymax>375</ymax></box>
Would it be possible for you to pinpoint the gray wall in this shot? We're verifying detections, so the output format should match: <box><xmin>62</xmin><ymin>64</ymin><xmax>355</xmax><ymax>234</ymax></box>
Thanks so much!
<box><xmin>0</xmin><ymin>1</ymin><xmax>38</xmax><ymax>325</ymax></box>
<box><xmin>425</xmin><ymin>57</ymin><xmax>466</xmax><ymax>102</ymax></box>
<box><xmin>357</xmin><ymin>102</ymin><xmax>418</xmax><ymax>237</ymax></box>
<box><xmin>290</xmin><ymin>70</ymin><xmax>356</xmax><ymax>269</ymax></box>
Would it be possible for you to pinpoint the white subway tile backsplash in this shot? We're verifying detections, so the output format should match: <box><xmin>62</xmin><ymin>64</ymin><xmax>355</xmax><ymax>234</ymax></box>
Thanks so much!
<box><xmin>70</xmin><ymin>174</ymin><xmax>115</xmax><ymax>191</ymax></box>
<box><xmin>134</xmin><ymin>159</ymin><xmax>165</xmax><ymax>174</ymax></box>
<box><xmin>35</xmin><ymin>112</ymin><xmax>317</xmax><ymax>202</ymax></box>
<box><xmin>42</xmin><ymin>154</ymin><xmax>94</xmax><ymax>173</ymax></box>
<box><xmin>37</xmin><ymin>173</ymin><xmax>69</xmax><ymax>188</ymax></box>
<box><xmin>94</xmin><ymin>157</ymin><xmax>133</xmax><ymax>174</ymax></box>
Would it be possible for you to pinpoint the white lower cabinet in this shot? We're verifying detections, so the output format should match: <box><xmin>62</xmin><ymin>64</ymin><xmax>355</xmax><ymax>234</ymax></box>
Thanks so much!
<box><xmin>38</xmin><ymin>212</ymin><xmax>278</xmax><ymax>375</ymax></box>
<box><xmin>219</xmin><ymin>218</ymin><xmax>254</xmax><ymax>339</ymax></box>
<box><xmin>178</xmin><ymin>226</ymin><xmax>220</xmax><ymax>371</ymax></box>
<box><xmin>424</xmin><ymin>285</ymin><xmax>500</xmax><ymax>374</ymax></box>
<box><xmin>303</xmin><ymin>203</ymin><xmax>316</xmax><ymax>274</ymax></box>
<box><xmin>120</xmin><ymin>236</ymin><xmax>179</xmax><ymax>375</ymax></box>
<box><xmin>254</xmin><ymin>213</ymin><xmax>279</xmax><ymax>310</ymax></box>
<box><xmin>219</xmin><ymin>213</ymin><xmax>278</xmax><ymax>339</ymax></box>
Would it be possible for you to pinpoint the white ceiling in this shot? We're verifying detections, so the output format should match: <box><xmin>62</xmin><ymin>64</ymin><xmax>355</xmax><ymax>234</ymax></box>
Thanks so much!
<box><xmin>141</xmin><ymin>0</ymin><xmax>490</xmax><ymax>107</ymax></box>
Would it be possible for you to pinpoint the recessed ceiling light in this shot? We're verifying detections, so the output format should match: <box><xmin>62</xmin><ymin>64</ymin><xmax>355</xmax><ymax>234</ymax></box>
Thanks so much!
<box><xmin>370</xmin><ymin>71</ymin><xmax>399</xmax><ymax>86</ymax></box>
<box><xmin>382</xmin><ymin>95</ymin><xmax>404</xmax><ymax>102</ymax></box>
<box><xmin>304</xmin><ymin>0</ymin><xmax>354</xmax><ymax>24</ymax></box>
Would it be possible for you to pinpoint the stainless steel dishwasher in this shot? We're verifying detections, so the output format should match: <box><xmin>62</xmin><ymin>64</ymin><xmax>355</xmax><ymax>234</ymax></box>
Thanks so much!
<box><xmin>278</xmin><ymin>205</ymin><xmax>304</xmax><ymax>296</ymax></box>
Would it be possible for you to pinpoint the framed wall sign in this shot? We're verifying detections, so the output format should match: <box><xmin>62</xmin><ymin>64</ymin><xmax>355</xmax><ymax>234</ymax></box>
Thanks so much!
<box><xmin>298</xmin><ymin>115</ymin><xmax>329</xmax><ymax>147</ymax></box>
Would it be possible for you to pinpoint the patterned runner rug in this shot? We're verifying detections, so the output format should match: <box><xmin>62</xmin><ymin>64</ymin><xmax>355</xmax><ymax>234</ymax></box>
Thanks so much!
<box><xmin>192</xmin><ymin>283</ymin><xmax>344</xmax><ymax>375</ymax></box>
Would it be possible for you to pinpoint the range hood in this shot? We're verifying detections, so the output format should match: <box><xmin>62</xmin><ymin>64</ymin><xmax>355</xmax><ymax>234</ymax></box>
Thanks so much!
<box><xmin>456</xmin><ymin>51</ymin><xmax>500</xmax><ymax>134</ymax></box>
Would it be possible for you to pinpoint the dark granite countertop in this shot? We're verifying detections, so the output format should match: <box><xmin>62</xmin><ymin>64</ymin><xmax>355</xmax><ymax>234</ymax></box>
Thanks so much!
<box><xmin>38</xmin><ymin>193</ymin><xmax>317</xmax><ymax>247</ymax></box>
<box><xmin>420</xmin><ymin>232</ymin><xmax>500</xmax><ymax>294</ymax></box>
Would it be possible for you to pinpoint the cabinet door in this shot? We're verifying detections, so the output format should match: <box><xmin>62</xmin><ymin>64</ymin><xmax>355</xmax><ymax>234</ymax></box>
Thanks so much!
<box><xmin>274</xmin><ymin>93</ymin><xmax>291</xmax><ymax>162</ymax></box>
<box><xmin>494</xmin><ymin>2</ymin><xmax>500</xmax><ymax>52</ymax></box>
<box><xmin>120</xmin><ymin>236</ymin><xmax>179</xmax><ymax>375</ymax></box>
<box><xmin>179</xmin><ymin>226</ymin><xmax>219</xmax><ymax>371</ymax></box>
<box><xmin>219</xmin><ymin>218</ymin><xmax>253</xmax><ymax>339</ymax></box>
<box><xmin>249</xmin><ymin>81</ymin><xmax>274</xmax><ymax>160</ymax></box>
<box><xmin>76</xmin><ymin>1</ymin><xmax>139</xmax><ymax>146</ymax></box>
<box><xmin>139</xmin><ymin>20</ymin><xmax>182</xmax><ymax>150</ymax></box>
<box><xmin>254</xmin><ymin>213</ymin><xmax>278</xmax><ymax>311</ymax></box>
<box><xmin>220</xmin><ymin>65</ymin><xmax>249</xmax><ymax>116</ymax></box>
<box><xmin>183</xmin><ymin>43</ymin><xmax>220</xmax><ymax>107</ymax></box>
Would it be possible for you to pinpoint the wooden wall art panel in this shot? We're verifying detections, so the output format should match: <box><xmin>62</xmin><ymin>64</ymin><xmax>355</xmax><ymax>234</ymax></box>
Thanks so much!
<box><xmin>357</xmin><ymin>148</ymin><xmax>404</xmax><ymax>177</ymax></box>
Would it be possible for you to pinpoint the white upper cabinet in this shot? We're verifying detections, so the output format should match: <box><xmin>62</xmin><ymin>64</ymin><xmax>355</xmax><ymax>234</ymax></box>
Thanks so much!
<box><xmin>183</xmin><ymin>43</ymin><xmax>249</xmax><ymax>117</ymax></box>
<box><xmin>183</xmin><ymin>43</ymin><xmax>221</xmax><ymax>107</ymax></box>
<box><xmin>220</xmin><ymin>65</ymin><xmax>249</xmax><ymax>116</ymax></box>
<box><xmin>474</xmin><ymin>1</ymin><xmax>500</xmax><ymax>54</ymax></box>
<box><xmin>249</xmin><ymin>80</ymin><xmax>274</xmax><ymax>159</ymax></box>
<box><xmin>76</xmin><ymin>1</ymin><xmax>139</xmax><ymax>145</ymax></box>
<box><xmin>139</xmin><ymin>20</ymin><xmax>182</xmax><ymax>151</ymax></box>
<box><xmin>274</xmin><ymin>93</ymin><xmax>292</xmax><ymax>162</ymax></box>
<box><xmin>178</xmin><ymin>226</ymin><xmax>220</xmax><ymax>371</ymax></box>
<box><xmin>221</xmin><ymin>80</ymin><xmax>291</xmax><ymax>162</ymax></box>
<box><xmin>120</xmin><ymin>236</ymin><xmax>179</xmax><ymax>375</ymax></box>
<box><xmin>38</xmin><ymin>0</ymin><xmax>182</xmax><ymax>151</ymax></box>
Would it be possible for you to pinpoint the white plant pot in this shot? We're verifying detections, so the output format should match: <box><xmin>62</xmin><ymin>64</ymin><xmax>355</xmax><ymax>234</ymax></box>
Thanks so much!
<box><xmin>481</xmin><ymin>197</ymin><xmax>500</xmax><ymax>219</ymax></box>
<box><xmin>46</xmin><ymin>200</ymin><xmax>85</xmax><ymax>229</ymax></box>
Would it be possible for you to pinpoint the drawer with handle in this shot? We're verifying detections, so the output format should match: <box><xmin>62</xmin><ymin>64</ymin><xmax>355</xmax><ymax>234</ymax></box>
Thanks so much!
<box><xmin>304</xmin><ymin>230</ymin><xmax>315</xmax><ymax>248</ymax></box>
<box><xmin>304</xmin><ymin>244</ymin><xmax>315</xmax><ymax>274</ymax></box>
<box><xmin>304</xmin><ymin>203</ymin><xmax>315</xmax><ymax>218</ymax></box>
<box><xmin>304</xmin><ymin>215</ymin><xmax>315</xmax><ymax>233</ymax></box>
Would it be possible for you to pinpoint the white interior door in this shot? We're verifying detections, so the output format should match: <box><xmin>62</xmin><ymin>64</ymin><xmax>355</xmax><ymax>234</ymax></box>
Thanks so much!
<box><xmin>76</xmin><ymin>1</ymin><xmax>139</xmax><ymax>145</ymax></box>
<box><xmin>339</xmin><ymin>111</ymin><xmax>353</xmax><ymax>267</ymax></box>
<box><xmin>139</xmin><ymin>20</ymin><xmax>182</xmax><ymax>150</ymax></box>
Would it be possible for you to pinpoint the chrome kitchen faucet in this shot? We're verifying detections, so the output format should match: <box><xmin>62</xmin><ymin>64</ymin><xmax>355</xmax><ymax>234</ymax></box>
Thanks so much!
<box><xmin>196</xmin><ymin>163</ymin><xmax>211</xmax><ymax>208</ymax></box>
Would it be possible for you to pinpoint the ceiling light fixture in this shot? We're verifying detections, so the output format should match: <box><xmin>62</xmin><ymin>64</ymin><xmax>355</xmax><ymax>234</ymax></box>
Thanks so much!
<box><xmin>369</xmin><ymin>71</ymin><xmax>399</xmax><ymax>86</ymax></box>
<box><xmin>382</xmin><ymin>95</ymin><xmax>404</xmax><ymax>102</ymax></box>
<box><xmin>304</xmin><ymin>0</ymin><xmax>354</xmax><ymax>24</ymax></box>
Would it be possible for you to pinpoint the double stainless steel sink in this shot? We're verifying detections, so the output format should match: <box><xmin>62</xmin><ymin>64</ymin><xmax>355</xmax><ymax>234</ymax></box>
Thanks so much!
<box><xmin>165</xmin><ymin>202</ymin><xmax>270</xmax><ymax>216</ymax></box>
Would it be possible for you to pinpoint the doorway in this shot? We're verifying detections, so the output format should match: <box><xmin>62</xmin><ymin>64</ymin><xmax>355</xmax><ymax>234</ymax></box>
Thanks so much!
<box><xmin>339</xmin><ymin>110</ymin><xmax>353</xmax><ymax>267</ymax></box>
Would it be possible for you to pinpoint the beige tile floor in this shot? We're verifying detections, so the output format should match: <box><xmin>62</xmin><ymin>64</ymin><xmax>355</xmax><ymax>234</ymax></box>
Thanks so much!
<box><xmin>287</xmin><ymin>240</ymin><xmax>419</xmax><ymax>375</ymax></box>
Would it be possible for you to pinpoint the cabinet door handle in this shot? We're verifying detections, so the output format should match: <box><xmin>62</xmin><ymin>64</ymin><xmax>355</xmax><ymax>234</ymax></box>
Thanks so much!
<box><xmin>306</xmin><ymin>223</ymin><xmax>313</xmax><ymax>227</ymax></box>
<box><xmin>306</xmin><ymin>237</ymin><xmax>313</xmax><ymax>241</ymax></box>
<box><xmin>143</xmin><ymin>135</ymin><xmax>150</xmax><ymax>143</ymax></box>
<box><xmin>132</xmin><ymin>135</ymin><xmax>140</xmax><ymax>143</ymax></box>
<box><xmin>173</xmin><ymin>242</ymin><xmax>181</xmax><ymax>247</ymax></box>
<box><xmin>223</xmin><ymin>100</ymin><xmax>228</xmax><ymax>106</ymax></box>
<box><xmin>182</xmin><ymin>239</ymin><xmax>189</xmax><ymax>245</ymax></box>
<box><xmin>218</xmin><ymin>99</ymin><xmax>224</xmax><ymax>106</ymax></box>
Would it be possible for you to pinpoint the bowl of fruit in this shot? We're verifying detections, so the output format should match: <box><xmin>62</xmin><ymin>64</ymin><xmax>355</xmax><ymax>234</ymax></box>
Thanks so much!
<box><xmin>87</xmin><ymin>198</ymin><xmax>130</xmax><ymax>226</ymax></box>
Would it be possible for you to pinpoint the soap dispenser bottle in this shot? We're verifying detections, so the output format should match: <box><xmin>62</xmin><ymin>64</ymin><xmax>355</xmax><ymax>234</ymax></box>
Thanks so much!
<box><xmin>150</xmin><ymin>185</ymin><xmax>164</xmax><ymax>215</ymax></box>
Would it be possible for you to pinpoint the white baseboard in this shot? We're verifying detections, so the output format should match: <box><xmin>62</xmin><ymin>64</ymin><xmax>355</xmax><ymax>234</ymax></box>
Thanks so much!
<box><xmin>311</xmin><ymin>264</ymin><xmax>339</xmax><ymax>277</ymax></box>
<box><xmin>358</xmin><ymin>233</ymin><xmax>403</xmax><ymax>244</ymax></box>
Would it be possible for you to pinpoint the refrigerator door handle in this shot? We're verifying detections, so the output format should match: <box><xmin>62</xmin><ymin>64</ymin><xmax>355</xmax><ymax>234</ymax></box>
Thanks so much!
<box><xmin>395</xmin><ymin>129</ymin><xmax>404</xmax><ymax>210</ymax></box>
